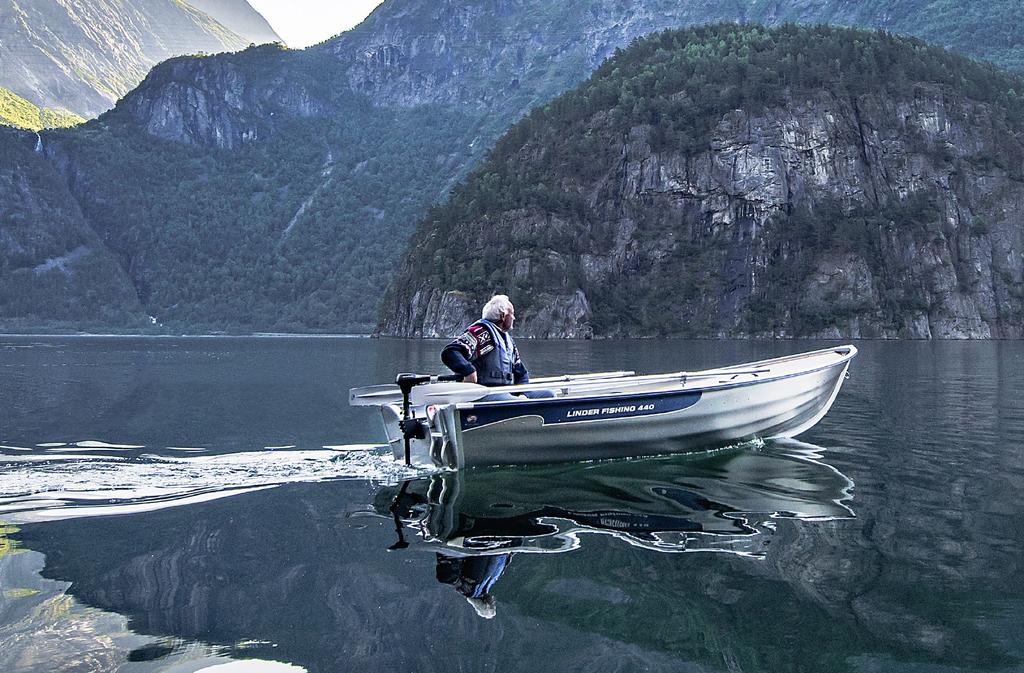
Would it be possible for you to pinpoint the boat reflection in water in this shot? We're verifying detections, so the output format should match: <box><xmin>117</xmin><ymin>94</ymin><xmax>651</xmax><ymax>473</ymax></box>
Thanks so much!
<box><xmin>378</xmin><ymin>438</ymin><xmax>854</xmax><ymax>617</ymax></box>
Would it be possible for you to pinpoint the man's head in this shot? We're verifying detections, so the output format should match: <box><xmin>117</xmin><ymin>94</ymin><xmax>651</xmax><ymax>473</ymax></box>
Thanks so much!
<box><xmin>482</xmin><ymin>294</ymin><xmax>515</xmax><ymax>331</ymax></box>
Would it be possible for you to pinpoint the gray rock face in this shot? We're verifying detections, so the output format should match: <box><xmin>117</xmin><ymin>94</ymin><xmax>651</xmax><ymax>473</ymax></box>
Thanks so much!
<box><xmin>325</xmin><ymin>1</ymin><xmax>747</xmax><ymax>113</ymax></box>
<box><xmin>117</xmin><ymin>47</ymin><xmax>331</xmax><ymax>149</ymax></box>
<box><xmin>380</xmin><ymin>87</ymin><xmax>1024</xmax><ymax>339</ymax></box>
<box><xmin>324</xmin><ymin>0</ymin><xmax>1024</xmax><ymax>115</ymax></box>
<box><xmin>392</xmin><ymin>289</ymin><xmax>475</xmax><ymax>338</ymax></box>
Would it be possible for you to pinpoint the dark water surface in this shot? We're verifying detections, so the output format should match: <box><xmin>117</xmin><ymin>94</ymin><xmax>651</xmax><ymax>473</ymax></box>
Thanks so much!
<box><xmin>1</xmin><ymin>336</ymin><xmax>1023</xmax><ymax>673</ymax></box>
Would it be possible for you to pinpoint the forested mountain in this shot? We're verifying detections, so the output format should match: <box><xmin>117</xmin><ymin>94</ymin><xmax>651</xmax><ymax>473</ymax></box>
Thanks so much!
<box><xmin>0</xmin><ymin>0</ymin><xmax>276</xmax><ymax>119</ymax></box>
<box><xmin>0</xmin><ymin>126</ymin><xmax>144</xmax><ymax>329</ymax></box>
<box><xmin>379</xmin><ymin>25</ymin><xmax>1024</xmax><ymax>339</ymax></box>
<box><xmin>40</xmin><ymin>44</ymin><xmax>476</xmax><ymax>330</ymax></box>
<box><xmin>2</xmin><ymin>0</ymin><xmax>1024</xmax><ymax>334</ymax></box>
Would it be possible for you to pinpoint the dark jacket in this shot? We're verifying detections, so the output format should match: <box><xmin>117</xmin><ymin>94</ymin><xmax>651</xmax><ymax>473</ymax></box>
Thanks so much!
<box><xmin>436</xmin><ymin>553</ymin><xmax>511</xmax><ymax>598</ymax></box>
<box><xmin>441</xmin><ymin>319</ymin><xmax>529</xmax><ymax>386</ymax></box>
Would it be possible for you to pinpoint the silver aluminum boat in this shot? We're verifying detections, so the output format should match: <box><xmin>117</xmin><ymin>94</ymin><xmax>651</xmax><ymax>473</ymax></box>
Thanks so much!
<box><xmin>349</xmin><ymin>345</ymin><xmax>857</xmax><ymax>469</ymax></box>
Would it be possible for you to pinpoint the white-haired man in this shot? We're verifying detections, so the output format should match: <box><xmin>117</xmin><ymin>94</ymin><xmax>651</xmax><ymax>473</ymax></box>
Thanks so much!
<box><xmin>441</xmin><ymin>294</ymin><xmax>529</xmax><ymax>387</ymax></box>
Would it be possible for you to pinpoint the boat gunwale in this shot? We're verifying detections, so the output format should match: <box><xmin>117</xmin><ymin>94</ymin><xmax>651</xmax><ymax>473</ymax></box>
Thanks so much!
<box><xmin>455</xmin><ymin>345</ymin><xmax>857</xmax><ymax>411</ymax></box>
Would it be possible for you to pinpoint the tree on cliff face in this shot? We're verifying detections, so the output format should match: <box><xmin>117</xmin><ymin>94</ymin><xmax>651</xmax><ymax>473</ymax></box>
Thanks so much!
<box><xmin>377</xmin><ymin>25</ymin><xmax>1024</xmax><ymax>339</ymax></box>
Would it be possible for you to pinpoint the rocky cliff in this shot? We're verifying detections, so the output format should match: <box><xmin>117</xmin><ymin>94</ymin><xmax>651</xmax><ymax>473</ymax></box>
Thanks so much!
<box><xmin>114</xmin><ymin>45</ymin><xmax>333</xmax><ymax>150</ymax></box>
<box><xmin>378</xmin><ymin>25</ymin><xmax>1024</xmax><ymax>339</ymax></box>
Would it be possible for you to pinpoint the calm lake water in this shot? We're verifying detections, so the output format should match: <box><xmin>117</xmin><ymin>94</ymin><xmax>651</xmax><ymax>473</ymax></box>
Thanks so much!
<box><xmin>1</xmin><ymin>336</ymin><xmax>1023</xmax><ymax>673</ymax></box>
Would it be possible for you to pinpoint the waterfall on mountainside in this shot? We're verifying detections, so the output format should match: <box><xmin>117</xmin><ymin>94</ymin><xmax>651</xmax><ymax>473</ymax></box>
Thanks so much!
<box><xmin>34</xmin><ymin>132</ymin><xmax>43</xmax><ymax>153</ymax></box>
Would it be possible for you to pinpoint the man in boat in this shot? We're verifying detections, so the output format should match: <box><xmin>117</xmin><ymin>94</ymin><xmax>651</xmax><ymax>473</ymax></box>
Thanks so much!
<box><xmin>442</xmin><ymin>294</ymin><xmax>552</xmax><ymax>399</ymax></box>
<box><xmin>442</xmin><ymin>294</ymin><xmax>528</xmax><ymax>386</ymax></box>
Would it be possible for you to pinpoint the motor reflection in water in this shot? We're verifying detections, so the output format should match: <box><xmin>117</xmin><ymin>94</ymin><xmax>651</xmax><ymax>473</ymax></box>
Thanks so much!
<box><xmin>378</xmin><ymin>438</ymin><xmax>855</xmax><ymax>617</ymax></box>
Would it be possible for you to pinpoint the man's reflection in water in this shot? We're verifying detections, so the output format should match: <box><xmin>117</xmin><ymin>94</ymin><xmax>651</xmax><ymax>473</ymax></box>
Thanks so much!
<box><xmin>435</xmin><ymin>553</ymin><xmax>512</xmax><ymax>619</ymax></box>
<box><xmin>389</xmin><ymin>480</ymin><xmax>513</xmax><ymax>618</ymax></box>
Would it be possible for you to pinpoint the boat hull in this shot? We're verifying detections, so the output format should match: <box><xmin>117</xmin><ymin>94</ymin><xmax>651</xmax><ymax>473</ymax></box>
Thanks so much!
<box><xmin>443</xmin><ymin>348</ymin><xmax>854</xmax><ymax>468</ymax></box>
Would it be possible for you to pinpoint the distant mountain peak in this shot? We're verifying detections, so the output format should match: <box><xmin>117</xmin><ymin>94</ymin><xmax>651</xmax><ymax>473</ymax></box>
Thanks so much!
<box><xmin>185</xmin><ymin>0</ymin><xmax>281</xmax><ymax>45</ymax></box>
<box><xmin>0</xmin><ymin>0</ymin><xmax>274</xmax><ymax>118</ymax></box>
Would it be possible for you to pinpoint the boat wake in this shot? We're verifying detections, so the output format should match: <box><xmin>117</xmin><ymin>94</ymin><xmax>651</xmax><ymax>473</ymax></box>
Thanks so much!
<box><xmin>0</xmin><ymin>443</ymin><xmax>428</xmax><ymax>524</ymax></box>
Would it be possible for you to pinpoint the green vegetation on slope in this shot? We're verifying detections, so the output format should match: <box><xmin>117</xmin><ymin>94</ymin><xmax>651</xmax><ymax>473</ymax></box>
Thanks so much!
<box><xmin>0</xmin><ymin>88</ymin><xmax>84</xmax><ymax>131</ymax></box>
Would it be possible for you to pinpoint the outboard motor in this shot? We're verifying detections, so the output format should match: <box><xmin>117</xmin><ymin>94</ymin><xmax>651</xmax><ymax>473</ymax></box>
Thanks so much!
<box><xmin>395</xmin><ymin>372</ymin><xmax>461</xmax><ymax>465</ymax></box>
